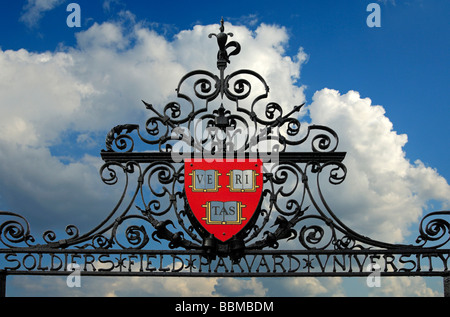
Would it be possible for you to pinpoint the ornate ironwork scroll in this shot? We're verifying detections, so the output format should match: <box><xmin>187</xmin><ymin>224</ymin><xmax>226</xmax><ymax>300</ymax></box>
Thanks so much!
<box><xmin>0</xmin><ymin>19</ymin><xmax>449</xmax><ymax>295</ymax></box>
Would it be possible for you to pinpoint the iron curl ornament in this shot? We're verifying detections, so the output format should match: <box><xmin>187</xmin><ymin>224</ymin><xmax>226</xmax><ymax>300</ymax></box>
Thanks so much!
<box><xmin>0</xmin><ymin>20</ymin><xmax>449</xmax><ymax>295</ymax></box>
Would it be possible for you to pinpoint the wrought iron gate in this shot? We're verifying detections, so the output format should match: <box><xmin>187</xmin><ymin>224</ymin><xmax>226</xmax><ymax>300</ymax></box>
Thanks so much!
<box><xmin>1</xmin><ymin>19</ymin><xmax>449</xmax><ymax>297</ymax></box>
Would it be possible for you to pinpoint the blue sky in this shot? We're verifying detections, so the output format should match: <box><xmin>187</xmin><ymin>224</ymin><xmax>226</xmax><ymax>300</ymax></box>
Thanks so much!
<box><xmin>0</xmin><ymin>0</ymin><xmax>449</xmax><ymax>297</ymax></box>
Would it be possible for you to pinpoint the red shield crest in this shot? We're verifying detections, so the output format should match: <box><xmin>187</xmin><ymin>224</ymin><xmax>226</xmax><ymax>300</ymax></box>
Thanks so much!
<box><xmin>184</xmin><ymin>159</ymin><xmax>263</xmax><ymax>242</ymax></box>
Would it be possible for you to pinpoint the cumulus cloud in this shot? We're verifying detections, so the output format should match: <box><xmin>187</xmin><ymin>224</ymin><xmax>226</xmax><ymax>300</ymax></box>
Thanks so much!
<box><xmin>0</xmin><ymin>49</ymin><xmax>95</xmax><ymax>146</ymax></box>
<box><xmin>369</xmin><ymin>277</ymin><xmax>441</xmax><ymax>297</ymax></box>
<box><xmin>9</xmin><ymin>276</ymin><xmax>219</xmax><ymax>297</ymax></box>
<box><xmin>1</xmin><ymin>18</ymin><xmax>449</xmax><ymax>297</ymax></box>
<box><xmin>308</xmin><ymin>89</ymin><xmax>450</xmax><ymax>243</ymax></box>
<box><xmin>20</xmin><ymin>0</ymin><xmax>66</xmax><ymax>28</ymax></box>
<box><xmin>258</xmin><ymin>277</ymin><xmax>345</xmax><ymax>297</ymax></box>
<box><xmin>213</xmin><ymin>278</ymin><xmax>267</xmax><ymax>297</ymax></box>
<box><xmin>9</xmin><ymin>275</ymin><xmax>347</xmax><ymax>297</ymax></box>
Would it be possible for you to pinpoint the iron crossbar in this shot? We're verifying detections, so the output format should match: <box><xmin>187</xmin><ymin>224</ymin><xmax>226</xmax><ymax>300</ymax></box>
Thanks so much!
<box><xmin>1</xmin><ymin>248</ymin><xmax>449</xmax><ymax>277</ymax></box>
<box><xmin>100</xmin><ymin>151</ymin><xmax>347</xmax><ymax>164</ymax></box>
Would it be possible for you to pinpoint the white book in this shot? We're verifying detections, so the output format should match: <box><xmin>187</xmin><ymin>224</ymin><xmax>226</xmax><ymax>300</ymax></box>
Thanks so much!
<box><xmin>189</xmin><ymin>170</ymin><xmax>221</xmax><ymax>192</ymax></box>
<box><xmin>227</xmin><ymin>170</ymin><xmax>259</xmax><ymax>192</ymax></box>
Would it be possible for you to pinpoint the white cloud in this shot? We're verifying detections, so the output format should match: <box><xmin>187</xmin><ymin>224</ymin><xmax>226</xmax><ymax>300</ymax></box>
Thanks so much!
<box><xmin>8</xmin><ymin>275</ymin><xmax>347</xmax><ymax>297</ymax></box>
<box><xmin>104</xmin><ymin>277</ymin><xmax>220</xmax><ymax>297</ymax></box>
<box><xmin>369</xmin><ymin>277</ymin><xmax>441</xmax><ymax>297</ymax></box>
<box><xmin>10</xmin><ymin>275</ymin><xmax>266</xmax><ymax>297</ymax></box>
<box><xmin>259</xmin><ymin>277</ymin><xmax>345</xmax><ymax>297</ymax></box>
<box><xmin>19</xmin><ymin>0</ymin><xmax>66</xmax><ymax>28</ymax></box>
<box><xmin>0</xmin><ymin>49</ymin><xmax>95</xmax><ymax>147</ymax></box>
<box><xmin>102</xmin><ymin>0</ymin><xmax>124</xmax><ymax>13</ymax></box>
<box><xmin>308</xmin><ymin>89</ymin><xmax>450</xmax><ymax>243</ymax></box>
<box><xmin>213</xmin><ymin>278</ymin><xmax>267</xmax><ymax>297</ymax></box>
<box><xmin>75</xmin><ymin>22</ymin><xmax>129</xmax><ymax>50</ymax></box>
<box><xmin>9</xmin><ymin>275</ymin><xmax>219</xmax><ymax>297</ymax></box>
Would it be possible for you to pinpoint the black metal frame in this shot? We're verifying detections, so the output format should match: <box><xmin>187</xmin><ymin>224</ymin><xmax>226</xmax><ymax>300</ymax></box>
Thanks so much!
<box><xmin>1</xmin><ymin>19</ymin><xmax>449</xmax><ymax>296</ymax></box>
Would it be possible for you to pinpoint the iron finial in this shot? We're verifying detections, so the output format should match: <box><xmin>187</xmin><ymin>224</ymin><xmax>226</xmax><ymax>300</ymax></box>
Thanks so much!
<box><xmin>208</xmin><ymin>18</ymin><xmax>241</xmax><ymax>69</ymax></box>
<box><xmin>220</xmin><ymin>17</ymin><xmax>225</xmax><ymax>33</ymax></box>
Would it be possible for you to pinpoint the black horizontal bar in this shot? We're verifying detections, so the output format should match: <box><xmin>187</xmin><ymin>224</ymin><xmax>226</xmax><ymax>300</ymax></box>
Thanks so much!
<box><xmin>100</xmin><ymin>151</ymin><xmax>346</xmax><ymax>163</ymax></box>
<box><xmin>2</xmin><ymin>271</ymin><xmax>448</xmax><ymax>278</ymax></box>
<box><xmin>1</xmin><ymin>248</ymin><xmax>449</xmax><ymax>278</ymax></box>
<box><xmin>1</xmin><ymin>248</ymin><xmax>449</xmax><ymax>255</ymax></box>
